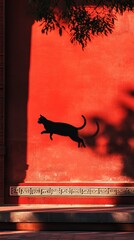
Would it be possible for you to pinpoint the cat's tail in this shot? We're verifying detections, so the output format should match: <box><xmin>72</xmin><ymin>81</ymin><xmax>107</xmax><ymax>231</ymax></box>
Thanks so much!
<box><xmin>77</xmin><ymin>115</ymin><xmax>87</xmax><ymax>130</ymax></box>
<box><xmin>78</xmin><ymin>116</ymin><xmax>100</xmax><ymax>137</ymax></box>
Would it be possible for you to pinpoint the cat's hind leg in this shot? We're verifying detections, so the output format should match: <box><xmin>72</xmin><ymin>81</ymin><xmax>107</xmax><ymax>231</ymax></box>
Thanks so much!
<box><xmin>70</xmin><ymin>135</ymin><xmax>86</xmax><ymax>148</ymax></box>
<box><xmin>50</xmin><ymin>133</ymin><xmax>53</xmax><ymax>140</ymax></box>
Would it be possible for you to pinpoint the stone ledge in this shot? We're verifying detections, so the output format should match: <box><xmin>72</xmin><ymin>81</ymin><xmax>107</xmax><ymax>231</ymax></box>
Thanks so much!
<box><xmin>1</xmin><ymin>205</ymin><xmax>134</xmax><ymax>224</ymax></box>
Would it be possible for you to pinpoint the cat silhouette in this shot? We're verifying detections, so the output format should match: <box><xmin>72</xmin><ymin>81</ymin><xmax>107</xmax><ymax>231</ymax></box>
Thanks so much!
<box><xmin>38</xmin><ymin>114</ymin><xmax>99</xmax><ymax>147</ymax></box>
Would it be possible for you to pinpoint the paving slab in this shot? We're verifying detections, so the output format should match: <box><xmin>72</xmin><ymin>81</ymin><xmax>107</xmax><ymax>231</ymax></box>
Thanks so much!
<box><xmin>0</xmin><ymin>231</ymin><xmax>134</xmax><ymax>240</ymax></box>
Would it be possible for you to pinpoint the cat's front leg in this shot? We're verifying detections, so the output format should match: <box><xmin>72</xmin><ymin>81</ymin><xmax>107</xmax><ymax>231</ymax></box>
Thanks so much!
<box><xmin>41</xmin><ymin>130</ymin><xmax>48</xmax><ymax>134</ymax></box>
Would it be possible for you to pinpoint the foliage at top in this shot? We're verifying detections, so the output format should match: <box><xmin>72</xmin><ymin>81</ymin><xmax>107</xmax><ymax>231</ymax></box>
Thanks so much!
<box><xmin>28</xmin><ymin>0</ymin><xmax>134</xmax><ymax>48</ymax></box>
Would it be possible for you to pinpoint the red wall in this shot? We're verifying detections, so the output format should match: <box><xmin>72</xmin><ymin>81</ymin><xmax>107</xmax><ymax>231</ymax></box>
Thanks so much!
<box><xmin>5</xmin><ymin>1</ymin><xmax>134</xmax><ymax>204</ymax></box>
<box><xmin>27</xmin><ymin>12</ymin><xmax>134</xmax><ymax>183</ymax></box>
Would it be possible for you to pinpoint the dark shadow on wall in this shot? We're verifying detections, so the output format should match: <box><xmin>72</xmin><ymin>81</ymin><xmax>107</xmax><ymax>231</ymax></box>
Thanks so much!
<box><xmin>82</xmin><ymin>88</ymin><xmax>134</xmax><ymax>180</ymax></box>
<box><xmin>5</xmin><ymin>0</ymin><xmax>34</xmax><ymax>203</ymax></box>
<box><xmin>81</xmin><ymin>88</ymin><xmax>134</xmax><ymax>204</ymax></box>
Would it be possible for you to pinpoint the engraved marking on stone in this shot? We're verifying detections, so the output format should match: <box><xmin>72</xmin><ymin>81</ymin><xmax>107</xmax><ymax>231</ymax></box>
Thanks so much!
<box><xmin>10</xmin><ymin>186</ymin><xmax>134</xmax><ymax>197</ymax></box>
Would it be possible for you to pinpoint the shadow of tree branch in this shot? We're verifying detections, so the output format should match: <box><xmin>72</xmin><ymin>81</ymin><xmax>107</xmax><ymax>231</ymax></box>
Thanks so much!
<box><xmin>82</xmin><ymin>87</ymin><xmax>134</xmax><ymax>179</ymax></box>
<box><xmin>28</xmin><ymin>0</ymin><xmax>134</xmax><ymax>48</ymax></box>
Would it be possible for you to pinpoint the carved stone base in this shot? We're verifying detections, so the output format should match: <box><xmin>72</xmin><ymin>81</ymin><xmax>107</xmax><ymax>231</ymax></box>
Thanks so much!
<box><xmin>10</xmin><ymin>186</ymin><xmax>134</xmax><ymax>197</ymax></box>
